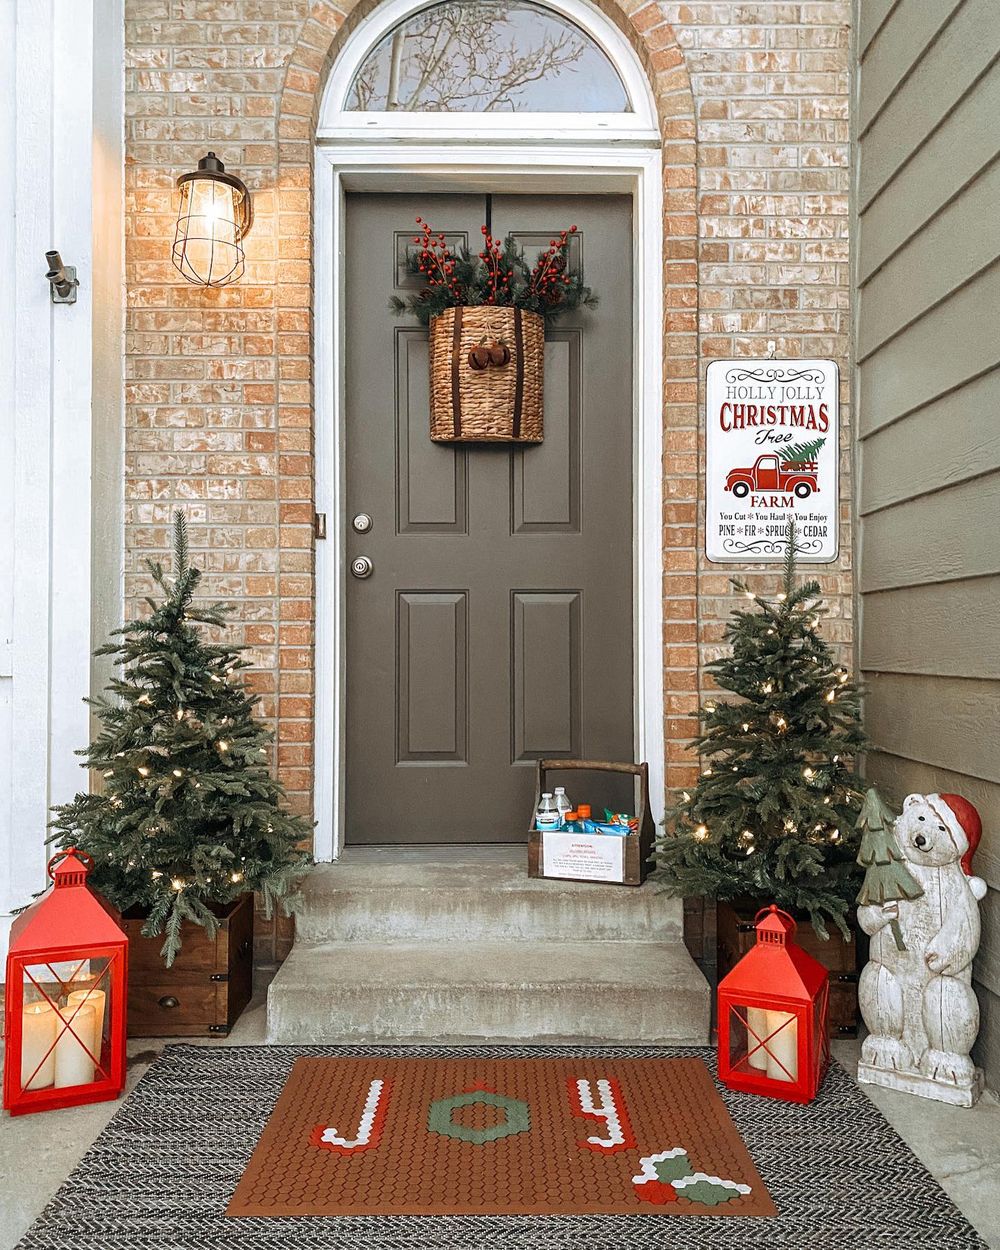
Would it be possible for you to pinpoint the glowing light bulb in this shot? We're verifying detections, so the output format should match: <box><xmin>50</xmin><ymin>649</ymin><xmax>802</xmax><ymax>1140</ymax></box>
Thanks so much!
<box><xmin>762</xmin><ymin>682</ymin><xmax>773</xmax><ymax>694</ymax></box>
<box><xmin>171</xmin><ymin>877</ymin><xmax>185</xmax><ymax>891</ymax></box>
<box><xmin>176</xmin><ymin>708</ymin><xmax>185</xmax><ymax>721</ymax></box>
<box><xmin>230</xmin><ymin>871</ymin><xmax>244</xmax><ymax>883</ymax></box>
<box><xmin>803</xmin><ymin>767</ymin><xmax>815</xmax><ymax>780</ymax></box>
<box><xmin>218</xmin><ymin>740</ymin><xmax>230</xmax><ymax>752</ymax></box>
<box><xmin>173</xmin><ymin>768</ymin><xmax>183</xmax><ymax>778</ymax></box>
<box><xmin>137</xmin><ymin>693</ymin><xmax>152</xmax><ymax>705</ymax></box>
<box><xmin>103</xmin><ymin>769</ymin><xmax>113</xmax><ymax>778</ymax></box>
<box><xmin>839</xmin><ymin>672</ymin><xmax>849</xmax><ymax>684</ymax></box>
<box><xmin>825</xmin><ymin>689</ymin><xmax>835</xmax><ymax>702</ymax></box>
<box><xmin>741</xmin><ymin>722</ymin><xmax>750</xmax><ymax>732</ymax></box>
<box><xmin>777</xmin><ymin>592</ymin><xmax>786</xmax><ymax>602</ymax></box>
<box><xmin>776</xmin><ymin>717</ymin><xmax>787</xmax><ymax>730</ymax></box>
<box><xmin>151</xmin><ymin>870</ymin><xmax>163</xmax><ymax>880</ymax></box>
<box><xmin>137</xmin><ymin>765</ymin><xmax>150</xmax><ymax>777</ymax></box>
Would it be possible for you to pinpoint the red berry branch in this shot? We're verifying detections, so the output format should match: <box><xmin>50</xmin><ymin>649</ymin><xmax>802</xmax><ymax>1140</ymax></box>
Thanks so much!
<box><xmin>391</xmin><ymin>218</ymin><xmax>596</xmax><ymax>326</ymax></box>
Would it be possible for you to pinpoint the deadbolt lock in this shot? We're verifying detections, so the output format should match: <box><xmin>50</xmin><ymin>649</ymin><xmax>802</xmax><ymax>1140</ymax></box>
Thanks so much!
<box><xmin>352</xmin><ymin>513</ymin><xmax>373</xmax><ymax>533</ymax></box>
<box><xmin>351</xmin><ymin>555</ymin><xmax>373</xmax><ymax>579</ymax></box>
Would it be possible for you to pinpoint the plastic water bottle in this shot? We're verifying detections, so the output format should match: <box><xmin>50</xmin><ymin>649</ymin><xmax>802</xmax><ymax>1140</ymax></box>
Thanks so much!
<box><xmin>535</xmin><ymin>792</ymin><xmax>561</xmax><ymax>832</ymax></box>
<box><xmin>554</xmin><ymin>786</ymin><xmax>573</xmax><ymax>825</ymax></box>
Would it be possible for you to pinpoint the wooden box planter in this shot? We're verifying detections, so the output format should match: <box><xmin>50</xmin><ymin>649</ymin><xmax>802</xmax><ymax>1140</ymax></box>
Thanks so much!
<box><xmin>118</xmin><ymin>894</ymin><xmax>253</xmax><ymax>1037</ymax></box>
<box><xmin>528</xmin><ymin>759</ymin><xmax>655</xmax><ymax>886</ymax></box>
<box><xmin>716</xmin><ymin>899</ymin><xmax>860</xmax><ymax>1037</ymax></box>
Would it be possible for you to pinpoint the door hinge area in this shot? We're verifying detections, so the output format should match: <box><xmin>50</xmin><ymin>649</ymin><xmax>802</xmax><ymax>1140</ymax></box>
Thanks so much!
<box><xmin>314</xmin><ymin>512</ymin><xmax>327</xmax><ymax>541</ymax></box>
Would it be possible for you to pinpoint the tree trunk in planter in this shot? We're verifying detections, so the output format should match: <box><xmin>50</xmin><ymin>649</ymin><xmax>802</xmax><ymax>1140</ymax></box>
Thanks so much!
<box><xmin>119</xmin><ymin>894</ymin><xmax>253</xmax><ymax>1037</ymax></box>
<box><xmin>716</xmin><ymin>900</ymin><xmax>862</xmax><ymax>1038</ymax></box>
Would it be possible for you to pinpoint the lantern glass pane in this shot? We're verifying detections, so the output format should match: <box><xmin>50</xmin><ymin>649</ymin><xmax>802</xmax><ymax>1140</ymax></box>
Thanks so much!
<box><xmin>729</xmin><ymin>1002</ymin><xmax>800</xmax><ymax>1082</ymax></box>
<box><xmin>18</xmin><ymin>958</ymin><xmax>112</xmax><ymax>1095</ymax></box>
<box><xmin>173</xmin><ymin>177</ymin><xmax>246</xmax><ymax>287</ymax></box>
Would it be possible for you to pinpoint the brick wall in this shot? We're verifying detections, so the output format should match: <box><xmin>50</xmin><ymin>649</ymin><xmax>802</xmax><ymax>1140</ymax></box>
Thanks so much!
<box><xmin>124</xmin><ymin>0</ymin><xmax>852</xmax><ymax>967</ymax></box>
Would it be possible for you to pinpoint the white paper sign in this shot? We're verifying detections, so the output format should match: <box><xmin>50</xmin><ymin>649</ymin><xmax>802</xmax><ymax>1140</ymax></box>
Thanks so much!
<box><xmin>705</xmin><ymin>359</ymin><xmax>839</xmax><ymax>563</ymax></box>
<box><xmin>541</xmin><ymin>831</ymin><xmax>625</xmax><ymax>883</ymax></box>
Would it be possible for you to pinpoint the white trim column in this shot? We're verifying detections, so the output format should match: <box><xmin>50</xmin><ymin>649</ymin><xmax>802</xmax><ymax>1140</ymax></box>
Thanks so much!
<box><xmin>1</xmin><ymin>0</ymin><xmax>121</xmax><ymax>961</ymax></box>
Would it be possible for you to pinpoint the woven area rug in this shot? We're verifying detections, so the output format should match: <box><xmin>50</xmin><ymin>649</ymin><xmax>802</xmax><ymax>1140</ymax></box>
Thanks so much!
<box><xmin>17</xmin><ymin>1044</ymin><xmax>989</xmax><ymax>1250</ymax></box>
<box><xmin>228</xmin><ymin>1055</ymin><xmax>774</xmax><ymax>1217</ymax></box>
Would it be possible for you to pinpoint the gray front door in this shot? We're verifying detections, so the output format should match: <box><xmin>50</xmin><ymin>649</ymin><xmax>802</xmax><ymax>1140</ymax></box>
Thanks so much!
<box><xmin>344</xmin><ymin>192</ymin><xmax>633</xmax><ymax>843</ymax></box>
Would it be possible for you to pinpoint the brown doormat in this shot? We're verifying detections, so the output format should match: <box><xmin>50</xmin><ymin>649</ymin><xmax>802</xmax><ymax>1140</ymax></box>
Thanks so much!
<box><xmin>227</xmin><ymin>1056</ymin><xmax>775</xmax><ymax>1217</ymax></box>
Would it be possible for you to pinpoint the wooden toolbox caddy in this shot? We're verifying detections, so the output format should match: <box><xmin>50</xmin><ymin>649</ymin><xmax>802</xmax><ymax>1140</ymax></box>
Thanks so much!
<box><xmin>527</xmin><ymin>758</ymin><xmax>656</xmax><ymax>886</ymax></box>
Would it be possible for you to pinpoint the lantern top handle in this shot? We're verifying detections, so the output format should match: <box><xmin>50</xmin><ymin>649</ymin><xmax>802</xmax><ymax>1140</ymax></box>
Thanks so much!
<box><xmin>754</xmin><ymin>904</ymin><xmax>796</xmax><ymax>944</ymax></box>
<box><xmin>47</xmin><ymin>847</ymin><xmax>94</xmax><ymax>886</ymax></box>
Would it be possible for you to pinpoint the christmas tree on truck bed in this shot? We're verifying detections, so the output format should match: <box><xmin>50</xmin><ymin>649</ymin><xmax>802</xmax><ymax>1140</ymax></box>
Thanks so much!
<box><xmin>654</xmin><ymin>520</ymin><xmax>867</xmax><ymax>938</ymax></box>
<box><xmin>50</xmin><ymin>512</ymin><xmax>311</xmax><ymax>964</ymax></box>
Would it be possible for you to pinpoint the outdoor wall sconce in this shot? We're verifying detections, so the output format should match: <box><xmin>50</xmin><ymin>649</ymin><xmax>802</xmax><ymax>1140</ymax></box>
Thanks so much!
<box><xmin>171</xmin><ymin>151</ymin><xmax>253</xmax><ymax>288</ymax></box>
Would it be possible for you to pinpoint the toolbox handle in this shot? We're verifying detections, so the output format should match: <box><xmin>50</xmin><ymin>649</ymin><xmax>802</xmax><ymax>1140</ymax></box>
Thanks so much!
<box><xmin>534</xmin><ymin>759</ymin><xmax>652</xmax><ymax>831</ymax></box>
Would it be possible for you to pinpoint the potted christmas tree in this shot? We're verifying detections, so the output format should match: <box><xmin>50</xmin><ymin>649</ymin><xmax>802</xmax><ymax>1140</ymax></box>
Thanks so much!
<box><xmin>654</xmin><ymin>521</ymin><xmax>868</xmax><ymax>1032</ymax></box>
<box><xmin>50</xmin><ymin>513</ymin><xmax>311</xmax><ymax>1035</ymax></box>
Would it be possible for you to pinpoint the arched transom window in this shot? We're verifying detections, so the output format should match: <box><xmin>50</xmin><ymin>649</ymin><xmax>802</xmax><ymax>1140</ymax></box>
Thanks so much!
<box><xmin>318</xmin><ymin>0</ymin><xmax>658</xmax><ymax>138</ymax></box>
<box><xmin>346</xmin><ymin>0</ymin><xmax>630</xmax><ymax>113</ymax></box>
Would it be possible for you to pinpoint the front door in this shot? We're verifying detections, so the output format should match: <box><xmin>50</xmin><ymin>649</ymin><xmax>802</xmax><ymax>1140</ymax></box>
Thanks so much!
<box><xmin>344</xmin><ymin>192</ymin><xmax>633</xmax><ymax>843</ymax></box>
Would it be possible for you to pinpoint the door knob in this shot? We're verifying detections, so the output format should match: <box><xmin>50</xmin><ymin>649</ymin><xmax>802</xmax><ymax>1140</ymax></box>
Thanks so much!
<box><xmin>351</xmin><ymin>555</ymin><xmax>373</xmax><ymax>579</ymax></box>
<box><xmin>352</xmin><ymin>513</ymin><xmax>373</xmax><ymax>533</ymax></box>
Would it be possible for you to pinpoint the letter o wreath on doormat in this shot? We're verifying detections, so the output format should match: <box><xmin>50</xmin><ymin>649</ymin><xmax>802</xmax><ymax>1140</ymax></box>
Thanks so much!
<box><xmin>427</xmin><ymin>1089</ymin><xmax>531</xmax><ymax>1145</ymax></box>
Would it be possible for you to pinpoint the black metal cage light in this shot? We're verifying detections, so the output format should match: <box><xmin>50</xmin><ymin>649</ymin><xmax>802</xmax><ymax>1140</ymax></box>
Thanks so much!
<box><xmin>172</xmin><ymin>152</ymin><xmax>253</xmax><ymax>287</ymax></box>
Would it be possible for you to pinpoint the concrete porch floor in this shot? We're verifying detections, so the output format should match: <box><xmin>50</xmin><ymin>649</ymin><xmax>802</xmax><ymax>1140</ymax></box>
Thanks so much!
<box><xmin>1</xmin><ymin>991</ymin><xmax>999</xmax><ymax>1248</ymax></box>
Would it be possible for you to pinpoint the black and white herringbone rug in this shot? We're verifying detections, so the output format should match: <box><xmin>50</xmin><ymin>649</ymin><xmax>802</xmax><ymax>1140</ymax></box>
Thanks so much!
<box><xmin>17</xmin><ymin>1044</ymin><xmax>989</xmax><ymax>1250</ymax></box>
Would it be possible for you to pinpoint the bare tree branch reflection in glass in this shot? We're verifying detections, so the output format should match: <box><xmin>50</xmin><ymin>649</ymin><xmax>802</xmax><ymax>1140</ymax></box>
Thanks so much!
<box><xmin>347</xmin><ymin>0</ymin><xmax>630</xmax><ymax>113</ymax></box>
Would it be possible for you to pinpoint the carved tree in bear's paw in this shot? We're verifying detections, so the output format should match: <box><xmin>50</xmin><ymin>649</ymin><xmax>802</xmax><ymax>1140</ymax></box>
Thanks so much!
<box><xmin>857</xmin><ymin>792</ymin><xmax>986</xmax><ymax>1105</ymax></box>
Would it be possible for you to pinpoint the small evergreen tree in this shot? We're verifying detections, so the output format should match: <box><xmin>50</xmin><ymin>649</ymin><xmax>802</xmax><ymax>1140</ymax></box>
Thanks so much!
<box><xmin>855</xmin><ymin>787</ymin><xmax>922</xmax><ymax>950</ymax></box>
<box><xmin>654</xmin><ymin>521</ymin><xmax>867</xmax><ymax>938</ymax></box>
<box><xmin>50</xmin><ymin>512</ymin><xmax>311</xmax><ymax>964</ymax></box>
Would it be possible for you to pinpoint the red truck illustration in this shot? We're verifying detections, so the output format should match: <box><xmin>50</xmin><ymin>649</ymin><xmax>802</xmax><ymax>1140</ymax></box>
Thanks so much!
<box><xmin>724</xmin><ymin>453</ymin><xmax>818</xmax><ymax>500</ymax></box>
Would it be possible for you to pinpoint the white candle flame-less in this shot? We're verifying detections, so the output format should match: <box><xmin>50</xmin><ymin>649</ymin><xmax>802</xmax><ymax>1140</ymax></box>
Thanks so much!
<box><xmin>20</xmin><ymin>1001</ymin><xmax>58</xmax><ymax>1090</ymax></box>
<box><xmin>54</xmin><ymin>1003</ymin><xmax>97</xmax><ymax>1088</ymax></box>
<box><xmin>765</xmin><ymin>1010</ymin><xmax>798</xmax><ymax>1082</ymax></box>
<box><xmin>746</xmin><ymin>1007</ymin><xmax>769</xmax><ymax>1071</ymax></box>
<box><xmin>66</xmin><ymin>989</ymin><xmax>106</xmax><ymax>1059</ymax></box>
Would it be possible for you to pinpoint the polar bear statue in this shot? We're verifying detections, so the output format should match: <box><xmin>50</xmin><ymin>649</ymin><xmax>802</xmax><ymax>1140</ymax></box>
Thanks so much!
<box><xmin>857</xmin><ymin>792</ymin><xmax>986</xmax><ymax>1105</ymax></box>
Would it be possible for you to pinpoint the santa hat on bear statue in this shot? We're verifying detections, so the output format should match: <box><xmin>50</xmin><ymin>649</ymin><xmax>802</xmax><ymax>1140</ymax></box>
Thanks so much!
<box><xmin>936</xmin><ymin>793</ymin><xmax>987</xmax><ymax>899</ymax></box>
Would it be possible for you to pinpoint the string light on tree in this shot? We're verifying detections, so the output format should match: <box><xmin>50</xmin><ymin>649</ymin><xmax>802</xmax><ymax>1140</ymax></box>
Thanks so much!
<box><xmin>654</xmin><ymin>519</ymin><xmax>867</xmax><ymax>939</ymax></box>
<box><xmin>49</xmin><ymin>511</ymin><xmax>311</xmax><ymax>967</ymax></box>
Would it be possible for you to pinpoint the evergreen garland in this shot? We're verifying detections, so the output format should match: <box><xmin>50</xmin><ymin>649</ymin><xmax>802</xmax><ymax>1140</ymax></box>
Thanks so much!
<box><xmin>389</xmin><ymin>219</ymin><xmax>597</xmax><ymax>325</ymax></box>
<box><xmin>654</xmin><ymin>520</ymin><xmax>867</xmax><ymax>938</ymax></box>
<box><xmin>50</xmin><ymin>512</ymin><xmax>312</xmax><ymax>965</ymax></box>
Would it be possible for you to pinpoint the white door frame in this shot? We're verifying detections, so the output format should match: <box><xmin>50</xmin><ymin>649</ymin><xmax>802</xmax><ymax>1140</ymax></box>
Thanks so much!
<box><xmin>312</xmin><ymin>143</ymin><xmax>664</xmax><ymax>860</ymax></box>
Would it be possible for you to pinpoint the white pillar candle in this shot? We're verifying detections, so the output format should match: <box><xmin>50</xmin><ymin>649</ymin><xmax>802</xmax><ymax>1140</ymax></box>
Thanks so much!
<box><xmin>20</xmin><ymin>1001</ymin><xmax>58</xmax><ymax>1091</ymax></box>
<box><xmin>746</xmin><ymin>1007</ymin><xmax>769</xmax><ymax>1070</ymax></box>
<box><xmin>54</xmin><ymin>1003</ymin><xmax>97</xmax><ymax>1088</ymax></box>
<box><xmin>765</xmin><ymin>1010</ymin><xmax>798</xmax><ymax>1082</ymax></box>
<box><xmin>65</xmin><ymin>989</ymin><xmax>106</xmax><ymax>1059</ymax></box>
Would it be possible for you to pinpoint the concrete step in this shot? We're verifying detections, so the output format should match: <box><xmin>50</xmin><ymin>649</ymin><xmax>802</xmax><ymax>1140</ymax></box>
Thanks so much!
<box><xmin>266</xmin><ymin>939</ymin><xmax>710</xmax><ymax>1045</ymax></box>
<box><xmin>293</xmin><ymin>847</ymin><xmax>684</xmax><ymax>945</ymax></box>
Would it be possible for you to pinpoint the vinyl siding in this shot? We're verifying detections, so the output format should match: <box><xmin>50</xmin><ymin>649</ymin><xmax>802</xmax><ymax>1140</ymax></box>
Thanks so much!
<box><xmin>856</xmin><ymin>0</ymin><xmax>1000</xmax><ymax>1086</ymax></box>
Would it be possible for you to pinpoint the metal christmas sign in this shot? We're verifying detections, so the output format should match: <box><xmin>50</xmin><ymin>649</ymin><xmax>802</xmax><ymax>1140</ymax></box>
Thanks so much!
<box><xmin>705</xmin><ymin>359</ymin><xmax>839</xmax><ymax>563</ymax></box>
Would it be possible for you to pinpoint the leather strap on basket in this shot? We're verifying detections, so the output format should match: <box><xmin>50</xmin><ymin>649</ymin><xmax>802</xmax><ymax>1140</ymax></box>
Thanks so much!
<box><xmin>512</xmin><ymin>307</ymin><xmax>525</xmax><ymax>439</ymax></box>
<box><xmin>450</xmin><ymin>307</ymin><xmax>463</xmax><ymax>438</ymax></box>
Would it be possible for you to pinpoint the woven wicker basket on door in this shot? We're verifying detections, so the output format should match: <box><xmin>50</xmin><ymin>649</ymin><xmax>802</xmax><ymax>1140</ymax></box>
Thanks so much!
<box><xmin>428</xmin><ymin>305</ymin><xmax>544</xmax><ymax>443</ymax></box>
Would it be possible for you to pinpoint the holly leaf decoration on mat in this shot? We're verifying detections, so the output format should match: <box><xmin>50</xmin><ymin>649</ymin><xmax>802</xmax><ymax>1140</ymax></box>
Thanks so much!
<box><xmin>632</xmin><ymin>1150</ymin><xmax>751</xmax><ymax>1207</ymax></box>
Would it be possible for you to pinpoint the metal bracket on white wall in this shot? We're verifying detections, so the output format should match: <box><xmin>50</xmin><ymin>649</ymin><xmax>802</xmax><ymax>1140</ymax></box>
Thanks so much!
<box><xmin>45</xmin><ymin>250</ymin><xmax>79</xmax><ymax>304</ymax></box>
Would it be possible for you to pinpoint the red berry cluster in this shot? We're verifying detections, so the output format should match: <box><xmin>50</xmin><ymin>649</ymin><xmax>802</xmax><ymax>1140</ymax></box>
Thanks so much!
<box><xmin>529</xmin><ymin>225</ymin><xmax>578</xmax><ymax>307</ymax></box>
<box><xmin>478</xmin><ymin>225</ymin><xmax>513</xmax><ymax>306</ymax></box>
<box><xmin>412</xmin><ymin>217</ymin><xmax>462</xmax><ymax>301</ymax></box>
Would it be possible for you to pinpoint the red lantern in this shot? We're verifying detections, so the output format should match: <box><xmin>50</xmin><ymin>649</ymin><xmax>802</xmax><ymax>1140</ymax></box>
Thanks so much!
<box><xmin>3</xmin><ymin>849</ymin><xmax>127</xmax><ymax>1115</ymax></box>
<box><xmin>717</xmin><ymin>905</ymin><xmax>830</xmax><ymax>1104</ymax></box>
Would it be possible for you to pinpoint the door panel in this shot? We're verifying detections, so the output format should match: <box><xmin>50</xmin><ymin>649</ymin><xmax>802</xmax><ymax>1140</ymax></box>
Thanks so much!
<box><xmin>344</xmin><ymin>192</ymin><xmax>633</xmax><ymax>843</ymax></box>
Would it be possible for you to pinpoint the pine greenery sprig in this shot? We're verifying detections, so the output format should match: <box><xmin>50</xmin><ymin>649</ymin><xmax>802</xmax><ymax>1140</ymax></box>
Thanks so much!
<box><xmin>389</xmin><ymin>219</ymin><xmax>597</xmax><ymax>326</ymax></box>
<box><xmin>49</xmin><ymin>511</ymin><xmax>312</xmax><ymax>965</ymax></box>
<box><xmin>779</xmin><ymin>437</ymin><xmax>826</xmax><ymax>463</ymax></box>
<box><xmin>653</xmin><ymin>518</ymin><xmax>867</xmax><ymax>939</ymax></box>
